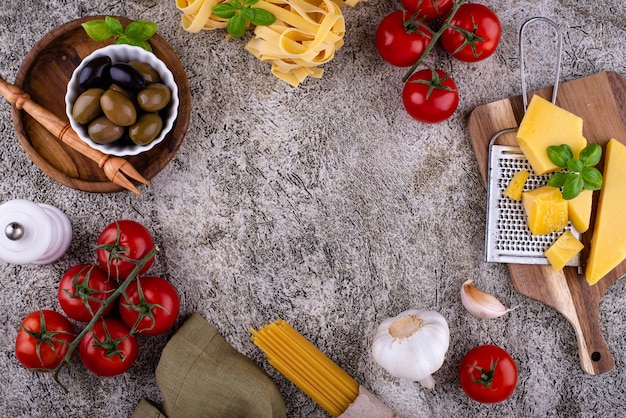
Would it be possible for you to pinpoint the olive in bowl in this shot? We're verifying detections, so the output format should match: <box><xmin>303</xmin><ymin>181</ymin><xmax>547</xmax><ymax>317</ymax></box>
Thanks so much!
<box><xmin>65</xmin><ymin>44</ymin><xmax>179</xmax><ymax>157</ymax></box>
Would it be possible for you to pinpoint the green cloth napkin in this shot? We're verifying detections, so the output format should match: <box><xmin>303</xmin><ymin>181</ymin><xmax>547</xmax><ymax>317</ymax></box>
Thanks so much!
<box><xmin>131</xmin><ymin>312</ymin><xmax>286</xmax><ymax>418</ymax></box>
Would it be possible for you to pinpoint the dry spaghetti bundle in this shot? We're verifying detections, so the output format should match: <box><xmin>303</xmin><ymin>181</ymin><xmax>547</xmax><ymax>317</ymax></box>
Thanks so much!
<box><xmin>250</xmin><ymin>319</ymin><xmax>396</xmax><ymax>418</ymax></box>
<box><xmin>175</xmin><ymin>0</ymin><xmax>365</xmax><ymax>86</ymax></box>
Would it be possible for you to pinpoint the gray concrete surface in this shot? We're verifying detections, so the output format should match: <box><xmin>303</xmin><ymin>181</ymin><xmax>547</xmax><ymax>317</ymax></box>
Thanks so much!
<box><xmin>1</xmin><ymin>0</ymin><xmax>625</xmax><ymax>417</ymax></box>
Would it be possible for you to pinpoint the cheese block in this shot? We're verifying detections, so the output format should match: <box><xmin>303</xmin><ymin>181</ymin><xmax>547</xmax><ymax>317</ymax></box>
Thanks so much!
<box><xmin>503</xmin><ymin>170</ymin><xmax>529</xmax><ymax>201</ymax></box>
<box><xmin>517</xmin><ymin>95</ymin><xmax>587</xmax><ymax>175</ymax></box>
<box><xmin>568</xmin><ymin>189</ymin><xmax>593</xmax><ymax>233</ymax></box>
<box><xmin>522</xmin><ymin>185</ymin><xmax>568</xmax><ymax>235</ymax></box>
<box><xmin>585</xmin><ymin>139</ymin><xmax>626</xmax><ymax>285</ymax></box>
<box><xmin>545</xmin><ymin>230</ymin><xmax>584</xmax><ymax>271</ymax></box>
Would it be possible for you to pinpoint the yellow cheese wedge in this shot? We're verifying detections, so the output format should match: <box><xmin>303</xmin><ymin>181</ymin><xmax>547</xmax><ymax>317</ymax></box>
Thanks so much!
<box><xmin>522</xmin><ymin>185</ymin><xmax>568</xmax><ymax>235</ymax></box>
<box><xmin>567</xmin><ymin>189</ymin><xmax>593</xmax><ymax>233</ymax></box>
<box><xmin>545</xmin><ymin>230</ymin><xmax>584</xmax><ymax>271</ymax></box>
<box><xmin>517</xmin><ymin>95</ymin><xmax>587</xmax><ymax>175</ymax></box>
<box><xmin>503</xmin><ymin>170</ymin><xmax>529</xmax><ymax>201</ymax></box>
<box><xmin>585</xmin><ymin>139</ymin><xmax>626</xmax><ymax>285</ymax></box>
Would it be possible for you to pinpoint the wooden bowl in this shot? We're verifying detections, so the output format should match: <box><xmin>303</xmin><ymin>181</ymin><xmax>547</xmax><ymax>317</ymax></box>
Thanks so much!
<box><xmin>10</xmin><ymin>16</ymin><xmax>191</xmax><ymax>193</ymax></box>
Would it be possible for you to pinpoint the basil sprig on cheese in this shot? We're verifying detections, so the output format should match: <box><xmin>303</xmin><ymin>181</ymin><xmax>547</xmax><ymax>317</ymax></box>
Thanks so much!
<box><xmin>546</xmin><ymin>143</ymin><xmax>603</xmax><ymax>200</ymax></box>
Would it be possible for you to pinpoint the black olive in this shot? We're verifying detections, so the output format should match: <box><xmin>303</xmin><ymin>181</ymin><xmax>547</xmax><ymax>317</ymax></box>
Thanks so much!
<box><xmin>78</xmin><ymin>56</ymin><xmax>112</xmax><ymax>89</ymax></box>
<box><xmin>109</xmin><ymin>63</ymin><xmax>146</xmax><ymax>91</ymax></box>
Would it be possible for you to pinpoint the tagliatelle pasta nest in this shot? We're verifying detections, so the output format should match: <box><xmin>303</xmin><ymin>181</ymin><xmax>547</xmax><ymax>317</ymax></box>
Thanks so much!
<box><xmin>175</xmin><ymin>0</ymin><xmax>365</xmax><ymax>87</ymax></box>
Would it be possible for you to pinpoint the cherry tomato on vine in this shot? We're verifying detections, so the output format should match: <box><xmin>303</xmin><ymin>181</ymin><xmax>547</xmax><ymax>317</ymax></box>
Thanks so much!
<box><xmin>15</xmin><ymin>310</ymin><xmax>75</xmax><ymax>372</ymax></box>
<box><xmin>79</xmin><ymin>318</ymin><xmax>138</xmax><ymax>377</ymax></box>
<box><xmin>401</xmin><ymin>0</ymin><xmax>453</xmax><ymax>20</ymax></box>
<box><xmin>375</xmin><ymin>11</ymin><xmax>433</xmax><ymax>67</ymax></box>
<box><xmin>440</xmin><ymin>3</ymin><xmax>501</xmax><ymax>62</ymax></box>
<box><xmin>58</xmin><ymin>264</ymin><xmax>118</xmax><ymax>322</ymax></box>
<box><xmin>96</xmin><ymin>220</ymin><xmax>156</xmax><ymax>280</ymax></box>
<box><xmin>119</xmin><ymin>276</ymin><xmax>180</xmax><ymax>335</ymax></box>
<box><xmin>402</xmin><ymin>68</ymin><xmax>459</xmax><ymax>123</ymax></box>
<box><xmin>459</xmin><ymin>344</ymin><xmax>518</xmax><ymax>403</ymax></box>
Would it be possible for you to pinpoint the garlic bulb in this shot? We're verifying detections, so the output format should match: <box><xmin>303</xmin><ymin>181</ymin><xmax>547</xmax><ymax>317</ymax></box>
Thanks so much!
<box><xmin>460</xmin><ymin>279</ymin><xmax>512</xmax><ymax>319</ymax></box>
<box><xmin>371</xmin><ymin>310</ymin><xmax>449</xmax><ymax>389</ymax></box>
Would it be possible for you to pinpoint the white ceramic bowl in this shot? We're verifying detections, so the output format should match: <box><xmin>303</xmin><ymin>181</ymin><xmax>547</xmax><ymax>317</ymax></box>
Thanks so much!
<box><xmin>65</xmin><ymin>44</ymin><xmax>179</xmax><ymax>157</ymax></box>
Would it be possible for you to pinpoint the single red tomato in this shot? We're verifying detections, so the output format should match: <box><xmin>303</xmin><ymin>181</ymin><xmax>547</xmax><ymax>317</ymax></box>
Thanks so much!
<box><xmin>459</xmin><ymin>344</ymin><xmax>518</xmax><ymax>403</ymax></box>
<box><xmin>96</xmin><ymin>220</ymin><xmax>156</xmax><ymax>280</ymax></box>
<box><xmin>119</xmin><ymin>276</ymin><xmax>180</xmax><ymax>335</ymax></box>
<box><xmin>440</xmin><ymin>3</ymin><xmax>501</xmax><ymax>62</ymax></box>
<box><xmin>375</xmin><ymin>11</ymin><xmax>433</xmax><ymax>67</ymax></box>
<box><xmin>15</xmin><ymin>310</ymin><xmax>76</xmax><ymax>372</ymax></box>
<box><xmin>401</xmin><ymin>0</ymin><xmax>453</xmax><ymax>20</ymax></box>
<box><xmin>58</xmin><ymin>264</ymin><xmax>118</xmax><ymax>322</ymax></box>
<box><xmin>79</xmin><ymin>318</ymin><xmax>138</xmax><ymax>377</ymax></box>
<box><xmin>402</xmin><ymin>68</ymin><xmax>459</xmax><ymax>123</ymax></box>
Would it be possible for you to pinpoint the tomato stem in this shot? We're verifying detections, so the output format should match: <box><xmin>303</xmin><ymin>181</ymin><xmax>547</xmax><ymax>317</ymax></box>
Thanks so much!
<box><xmin>402</xmin><ymin>0</ymin><xmax>466</xmax><ymax>83</ymax></box>
<box><xmin>120</xmin><ymin>278</ymin><xmax>169</xmax><ymax>334</ymax></box>
<box><xmin>470</xmin><ymin>356</ymin><xmax>499</xmax><ymax>388</ymax></box>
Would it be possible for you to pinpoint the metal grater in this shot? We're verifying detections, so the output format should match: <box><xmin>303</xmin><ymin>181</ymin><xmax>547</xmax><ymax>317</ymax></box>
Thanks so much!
<box><xmin>483</xmin><ymin>16</ymin><xmax>575</xmax><ymax>266</ymax></box>
<box><xmin>485</xmin><ymin>142</ymin><xmax>580</xmax><ymax>266</ymax></box>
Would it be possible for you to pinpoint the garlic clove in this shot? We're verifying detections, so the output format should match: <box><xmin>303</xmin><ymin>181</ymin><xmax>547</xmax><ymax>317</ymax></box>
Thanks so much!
<box><xmin>460</xmin><ymin>279</ymin><xmax>513</xmax><ymax>319</ymax></box>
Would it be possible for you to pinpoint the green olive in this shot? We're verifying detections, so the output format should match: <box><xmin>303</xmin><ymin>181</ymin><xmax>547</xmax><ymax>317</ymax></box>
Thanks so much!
<box><xmin>109</xmin><ymin>83</ymin><xmax>134</xmax><ymax>100</ymax></box>
<box><xmin>87</xmin><ymin>116</ymin><xmax>125</xmax><ymax>144</ymax></box>
<box><xmin>129</xmin><ymin>61</ymin><xmax>161</xmax><ymax>84</ymax></box>
<box><xmin>137</xmin><ymin>83</ymin><xmax>171</xmax><ymax>112</ymax></box>
<box><xmin>129</xmin><ymin>113</ymin><xmax>163</xmax><ymax>145</ymax></box>
<box><xmin>72</xmin><ymin>88</ymin><xmax>104</xmax><ymax>125</ymax></box>
<box><xmin>100</xmin><ymin>89</ymin><xmax>137</xmax><ymax>127</ymax></box>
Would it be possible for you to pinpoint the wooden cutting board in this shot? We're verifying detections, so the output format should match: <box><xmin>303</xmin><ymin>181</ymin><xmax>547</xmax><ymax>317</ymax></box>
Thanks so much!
<box><xmin>468</xmin><ymin>71</ymin><xmax>626</xmax><ymax>375</ymax></box>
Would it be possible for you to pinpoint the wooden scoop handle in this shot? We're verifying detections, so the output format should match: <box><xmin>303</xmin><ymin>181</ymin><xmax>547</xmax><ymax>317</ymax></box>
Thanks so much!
<box><xmin>0</xmin><ymin>76</ymin><xmax>146</xmax><ymax>195</ymax></box>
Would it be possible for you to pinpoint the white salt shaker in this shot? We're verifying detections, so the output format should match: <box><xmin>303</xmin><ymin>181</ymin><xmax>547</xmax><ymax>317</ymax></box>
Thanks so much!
<box><xmin>0</xmin><ymin>199</ymin><xmax>72</xmax><ymax>264</ymax></box>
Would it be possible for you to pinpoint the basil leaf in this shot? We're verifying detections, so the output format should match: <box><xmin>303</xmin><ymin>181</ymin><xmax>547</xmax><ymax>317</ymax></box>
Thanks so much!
<box><xmin>547</xmin><ymin>172</ymin><xmax>568</xmax><ymax>188</ymax></box>
<box><xmin>117</xmin><ymin>37</ymin><xmax>152</xmax><ymax>52</ymax></box>
<box><xmin>562</xmin><ymin>173</ymin><xmax>584</xmax><ymax>200</ymax></box>
<box><xmin>250</xmin><ymin>8</ymin><xmax>276</xmax><ymax>26</ymax></box>
<box><xmin>125</xmin><ymin>20</ymin><xmax>158</xmax><ymax>41</ymax></box>
<box><xmin>579</xmin><ymin>143</ymin><xmax>602</xmax><ymax>167</ymax></box>
<box><xmin>81</xmin><ymin>21</ymin><xmax>113</xmax><ymax>42</ymax></box>
<box><xmin>212</xmin><ymin>3</ymin><xmax>237</xmax><ymax>18</ymax></box>
<box><xmin>105</xmin><ymin>16</ymin><xmax>124</xmax><ymax>36</ymax></box>
<box><xmin>567</xmin><ymin>158</ymin><xmax>584</xmax><ymax>173</ymax></box>
<box><xmin>228</xmin><ymin>14</ymin><xmax>247</xmax><ymax>38</ymax></box>
<box><xmin>582</xmin><ymin>166</ymin><xmax>603</xmax><ymax>190</ymax></box>
<box><xmin>547</xmin><ymin>144</ymin><xmax>572</xmax><ymax>168</ymax></box>
<box><xmin>232</xmin><ymin>0</ymin><xmax>244</xmax><ymax>9</ymax></box>
<box><xmin>240</xmin><ymin>8</ymin><xmax>255</xmax><ymax>20</ymax></box>
<box><xmin>243</xmin><ymin>0</ymin><xmax>259</xmax><ymax>5</ymax></box>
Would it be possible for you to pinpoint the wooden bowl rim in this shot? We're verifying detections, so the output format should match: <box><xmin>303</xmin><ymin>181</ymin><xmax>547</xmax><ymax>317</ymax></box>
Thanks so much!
<box><xmin>10</xmin><ymin>15</ymin><xmax>191</xmax><ymax>193</ymax></box>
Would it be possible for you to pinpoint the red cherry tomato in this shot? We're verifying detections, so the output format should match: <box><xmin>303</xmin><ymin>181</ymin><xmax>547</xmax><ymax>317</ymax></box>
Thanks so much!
<box><xmin>375</xmin><ymin>11</ymin><xmax>433</xmax><ymax>67</ymax></box>
<box><xmin>96</xmin><ymin>220</ymin><xmax>156</xmax><ymax>280</ymax></box>
<box><xmin>459</xmin><ymin>344</ymin><xmax>518</xmax><ymax>403</ymax></box>
<box><xmin>119</xmin><ymin>276</ymin><xmax>180</xmax><ymax>335</ymax></box>
<box><xmin>401</xmin><ymin>0</ymin><xmax>453</xmax><ymax>20</ymax></box>
<box><xmin>79</xmin><ymin>318</ymin><xmax>138</xmax><ymax>377</ymax></box>
<box><xmin>58</xmin><ymin>264</ymin><xmax>118</xmax><ymax>322</ymax></box>
<box><xmin>402</xmin><ymin>68</ymin><xmax>459</xmax><ymax>123</ymax></box>
<box><xmin>440</xmin><ymin>3</ymin><xmax>502</xmax><ymax>62</ymax></box>
<box><xmin>15</xmin><ymin>310</ymin><xmax>75</xmax><ymax>372</ymax></box>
